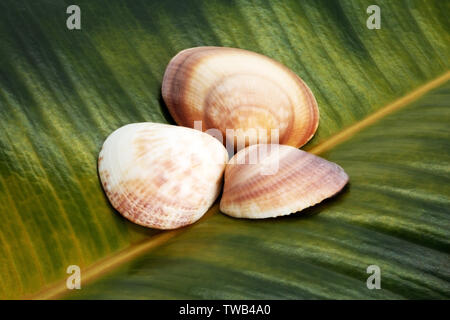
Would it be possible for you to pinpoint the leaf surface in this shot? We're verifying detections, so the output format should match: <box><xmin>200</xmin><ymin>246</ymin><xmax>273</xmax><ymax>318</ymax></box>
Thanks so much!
<box><xmin>68</xmin><ymin>81</ymin><xmax>450</xmax><ymax>299</ymax></box>
<box><xmin>0</xmin><ymin>0</ymin><xmax>448</xmax><ymax>299</ymax></box>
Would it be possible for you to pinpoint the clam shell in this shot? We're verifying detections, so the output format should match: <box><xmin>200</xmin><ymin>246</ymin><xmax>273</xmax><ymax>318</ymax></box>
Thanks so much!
<box><xmin>98</xmin><ymin>122</ymin><xmax>228</xmax><ymax>230</ymax></box>
<box><xmin>162</xmin><ymin>47</ymin><xmax>319</xmax><ymax>150</ymax></box>
<box><xmin>220</xmin><ymin>144</ymin><xmax>348</xmax><ymax>219</ymax></box>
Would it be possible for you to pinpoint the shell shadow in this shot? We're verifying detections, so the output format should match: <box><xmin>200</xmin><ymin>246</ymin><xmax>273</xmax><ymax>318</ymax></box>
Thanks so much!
<box><xmin>218</xmin><ymin>182</ymin><xmax>351</xmax><ymax>224</ymax></box>
<box><xmin>158</xmin><ymin>91</ymin><xmax>176</xmax><ymax>125</ymax></box>
<box><xmin>279</xmin><ymin>182</ymin><xmax>351</xmax><ymax>222</ymax></box>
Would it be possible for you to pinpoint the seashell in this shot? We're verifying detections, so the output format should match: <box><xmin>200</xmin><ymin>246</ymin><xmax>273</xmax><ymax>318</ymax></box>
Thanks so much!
<box><xmin>162</xmin><ymin>47</ymin><xmax>319</xmax><ymax>151</ymax></box>
<box><xmin>220</xmin><ymin>144</ymin><xmax>348</xmax><ymax>219</ymax></box>
<box><xmin>98</xmin><ymin>122</ymin><xmax>228</xmax><ymax>230</ymax></box>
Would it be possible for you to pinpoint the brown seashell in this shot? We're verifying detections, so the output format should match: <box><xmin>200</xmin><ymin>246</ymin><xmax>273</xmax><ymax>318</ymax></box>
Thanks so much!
<box><xmin>98</xmin><ymin>122</ymin><xmax>228</xmax><ymax>230</ymax></box>
<box><xmin>162</xmin><ymin>47</ymin><xmax>319</xmax><ymax>151</ymax></box>
<box><xmin>220</xmin><ymin>144</ymin><xmax>348</xmax><ymax>219</ymax></box>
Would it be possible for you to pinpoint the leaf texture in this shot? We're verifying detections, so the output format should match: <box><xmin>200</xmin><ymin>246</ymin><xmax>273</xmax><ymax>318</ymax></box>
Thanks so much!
<box><xmin>68</xmin><ymin>82</ymin><xmax>450</xmax><ymax>299</ymax></box>
<box><xmin>0</xmin><ymin>0</ymin><xmax>448</xmax><ymax>299</ymax></box>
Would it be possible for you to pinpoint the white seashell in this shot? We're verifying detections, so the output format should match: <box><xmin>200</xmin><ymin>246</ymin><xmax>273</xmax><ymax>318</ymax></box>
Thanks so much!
<box><xmin>98</xmin><ymin>122</ymin><xmax>228</xmax><ymax>230</ymax></box>
<box><xmin>220</xmin><ymin>144</ymin><xmax>348</xmax><ymax>219</ymax></box>
<box><xmin>162</xmin><ymin>47</ymin><xmax>319</xmax><ymax>150</ymax></box>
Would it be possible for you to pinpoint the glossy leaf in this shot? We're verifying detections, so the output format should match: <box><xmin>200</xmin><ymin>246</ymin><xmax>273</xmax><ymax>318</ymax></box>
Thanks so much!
<box><xmin>67</xmin><ymin>82</ymin><xmax>450</xmax><ymax>299</ymax></box>
<box><xmin>0</xmin><ymin>0</ymin><xmax>448</xmax><ymax>299</ymax></box>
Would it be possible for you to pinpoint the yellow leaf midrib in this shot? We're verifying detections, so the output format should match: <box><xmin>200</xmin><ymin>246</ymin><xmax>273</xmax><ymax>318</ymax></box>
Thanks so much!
<box><xmin>307</xmin><ymin>71</ymin><xmax>450</xmax><ymax>155</ymax></box>
<box><xmin>27</xmin><ymin>70</ymin><xmax>450</xmax><ymax>300</ymax></box>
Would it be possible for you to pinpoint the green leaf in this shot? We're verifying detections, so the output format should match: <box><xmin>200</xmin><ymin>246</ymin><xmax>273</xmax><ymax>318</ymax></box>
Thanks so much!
<box><xmin>0</xmin><ymin>0</ymin><xmax>448</xmax><ymax>299</ymax></box>
<box><xmin>67</xmin><ymin>81</ymin><xmax>450</xmax><ymax>299</ymax></box>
